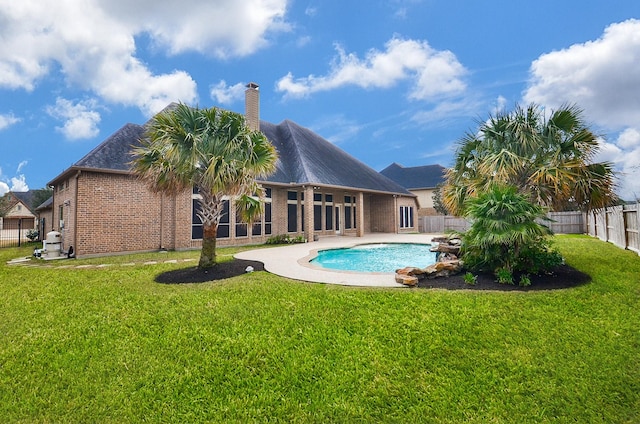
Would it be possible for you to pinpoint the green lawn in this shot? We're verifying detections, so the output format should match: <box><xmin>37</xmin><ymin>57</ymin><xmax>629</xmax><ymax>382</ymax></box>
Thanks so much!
<box><xmin>0</xmin><ymin>235</ymin><xmax>638</xmax><ymax>423</ymax></box>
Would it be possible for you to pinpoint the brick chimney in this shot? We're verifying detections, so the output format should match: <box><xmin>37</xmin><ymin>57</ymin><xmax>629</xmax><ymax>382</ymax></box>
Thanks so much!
<box><xmin>245</xmin><ymin>82</ymin><xmax>260</xmax><ymax>131</ymax></box>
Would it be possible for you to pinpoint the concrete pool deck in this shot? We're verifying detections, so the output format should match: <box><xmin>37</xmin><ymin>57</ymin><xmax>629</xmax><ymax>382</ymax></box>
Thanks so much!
<box><xmin>234</xmin><ymin>233</ymin><xmax>441</xmax><ymax>287</ymax></box>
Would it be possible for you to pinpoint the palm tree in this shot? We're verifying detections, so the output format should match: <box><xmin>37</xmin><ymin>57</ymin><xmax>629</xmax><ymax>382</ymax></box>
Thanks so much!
<box><xmin>442</xmin><ymin>103</ymin><xmax>617</xmax><ymax>215</ymax></box>
<box><xmin>460</xmin><ymin>184</ymin><xmax>562</xmax><ymax>279</ymax></box>
<box><xmin>131</xmin><ymin>103</ymin><xmax>278</xmax><ymax>268</ymax></box>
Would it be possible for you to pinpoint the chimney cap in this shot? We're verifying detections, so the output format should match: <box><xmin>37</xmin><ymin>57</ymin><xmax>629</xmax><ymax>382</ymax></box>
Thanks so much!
<box><xmin>246</xmin><ymin>82</ymin><xmax>259</xmax><ymax>89</ymax></box>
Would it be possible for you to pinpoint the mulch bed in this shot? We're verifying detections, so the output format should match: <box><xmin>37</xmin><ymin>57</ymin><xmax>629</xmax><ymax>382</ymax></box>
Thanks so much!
<box><xmin>416</xmin><ymin>264</ymin><xmax>591</xmax><ymax>291</ymax></box>
<box><xmin>156</xmin><ymin>259</ymin><xmax>590</xmax><ymax>291</ymax></box>
<box><xmin>155</xmin><ymin>259</ymin><xmax>264</xmax><ymax>284</ymax></box>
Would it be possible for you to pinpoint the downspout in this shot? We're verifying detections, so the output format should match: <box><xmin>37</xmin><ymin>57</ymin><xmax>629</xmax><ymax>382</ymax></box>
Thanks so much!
<box><xmin>50</xmin><ymin>185</ymin><xmax>55</xmax><ymax>233</ymax></box>
<box><xmin>73</xmin><ymin>170</ymin><xmax>81</xmax><ymax>254</ymax></box>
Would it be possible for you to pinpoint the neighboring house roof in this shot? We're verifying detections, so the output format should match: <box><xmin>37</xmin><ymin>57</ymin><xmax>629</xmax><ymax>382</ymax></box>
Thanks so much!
<box><xmin>49</xmin><ymin>110</ymin><xmax>413</xmax><ymax>197</ymax></box>
<box><xmin>1</xmin><ymin>192</ymin><xmax>35</xmax><ymax>218</ymax></box>
<box><xmin>380</xmin><ymin>162</ymin><xmax>446</xmax><ymax>190</ymax></box>
<box><xmin>35</xmin><ymin>196</ymin><xmax>54</xmax><ymax>211</ymax></box>
<box><xmin>11</xmin><ymin>191</ymin><xmax>35</xmax><ymax>209</ymax></box>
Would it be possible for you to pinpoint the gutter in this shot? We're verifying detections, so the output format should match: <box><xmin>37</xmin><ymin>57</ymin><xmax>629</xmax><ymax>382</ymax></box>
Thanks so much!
<box><xmin>73</xmin><ymin>170</ymin><xmax>81</xmax><ymax>254</ymax></box>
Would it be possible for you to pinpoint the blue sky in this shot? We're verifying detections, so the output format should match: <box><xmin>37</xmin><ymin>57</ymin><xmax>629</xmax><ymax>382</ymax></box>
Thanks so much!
<box><xmin>1</xmin><ymin>1</ymin><xmax>639</xmax><ymax>200</ymax></box>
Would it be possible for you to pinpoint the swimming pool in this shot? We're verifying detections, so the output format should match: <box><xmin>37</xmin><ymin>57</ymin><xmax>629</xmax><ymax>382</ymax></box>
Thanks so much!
<box><xmin>310</xmin><ymin>243</ymin><xmax>437</xmax><ymax>273</ymax></box>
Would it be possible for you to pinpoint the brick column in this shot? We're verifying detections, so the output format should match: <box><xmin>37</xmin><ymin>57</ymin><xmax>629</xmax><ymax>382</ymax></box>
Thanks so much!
<box><xmin>356</xmin><ymin>192</ymin><xmax>365</xmax><ymax>237</ymax></box>
<box><xmin>304</xmin><ymin>186</ymin><xmax>314</xmax><ymax>242</ymax></box>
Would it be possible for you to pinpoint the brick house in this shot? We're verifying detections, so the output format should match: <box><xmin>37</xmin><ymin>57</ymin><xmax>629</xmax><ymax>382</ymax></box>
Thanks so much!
<box><xmin>47</xmin><ymin>84</ymin><xmax>418</xmax><ymax>258</ymax></box>
<box><xmin>380</xmin><ymin>163</ymin><xmax>446</xmax><ymax>216</ymax></box>
<box><xmin>0</xmin><ymin>191</ymin><xmax>38</xmax><ymax>232</ymax></box>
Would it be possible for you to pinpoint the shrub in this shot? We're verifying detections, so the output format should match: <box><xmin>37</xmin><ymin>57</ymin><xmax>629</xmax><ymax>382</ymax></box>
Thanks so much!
<box><xmin>495</xmin><ymin>267</ymin><xmax>514</xmax><ymax>285</ymax></box>
<box><xmin>461</xmin><ymin>184</ymin><xmax>563</xmax><ymax>277</ymax></box>
<box><xmin>463</xmin><ymin>272</ymin><xmax>477</xmax><ymax>285</ymax></box>
<box><xmin>519</xmin><ymin>274</ymin><xmax>532</xmax><ymax>287</ymax></box>
<box><xmin>26</xmin><ymin>229</ymin><xmax>39</xmax><ymax>242</ymax></box>
<box><xmin>265</xmin><ymin>234</ymin><xmax>306</xmax><ymax>245</ymax></box>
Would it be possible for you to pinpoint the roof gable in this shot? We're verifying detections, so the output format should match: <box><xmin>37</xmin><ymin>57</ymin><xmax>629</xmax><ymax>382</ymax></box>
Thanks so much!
<box><xmin>261</xmin><ymin>120</ymin><xmax>411</xmax><ymax>195</ymax></box>
<box><xmin>380</xmin><ymin>163</ymin><xmax>446</xmax><ymax>190</ymax></box>
<box><xmin>3</xmin><ymin>198</ymin><xmax>35</xmax><ymax>218</ymax></box>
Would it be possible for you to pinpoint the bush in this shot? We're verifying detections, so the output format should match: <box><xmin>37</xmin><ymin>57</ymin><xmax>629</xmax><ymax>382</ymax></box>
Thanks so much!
<box><xmin>461</xmin><ymin>184</ymin><xmax>563</xmax><ymax>278</ymax></box>
<box><xmin>463</xmin><ymin>272</ymin><xmax>477</xmax><ymax>285</ymax></box>
<box><xmin>26</xmin><ymin>229</ymin><xmax>39</xmax><ymax>242</ymax></box>
<box><xmin>265</xmin><ymin>234</ymin><xmax>306</xmax><ymax>245</ymax></box>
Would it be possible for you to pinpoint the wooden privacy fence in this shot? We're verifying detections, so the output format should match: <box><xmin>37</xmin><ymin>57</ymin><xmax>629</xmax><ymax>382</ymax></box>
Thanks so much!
<box><xmin>419</xmin><ymin>211</ymin><xmax>586</xmax><ymax>235</ymax></box>
<box><xmin>587</xmin><ymin>203</ymin><xmax>640</xmax><ymax>255</ymax></box>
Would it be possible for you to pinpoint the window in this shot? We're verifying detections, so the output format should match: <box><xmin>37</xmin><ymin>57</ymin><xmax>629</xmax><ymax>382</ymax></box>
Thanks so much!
<box><xmin>399</xmin><ymin>206</ymin><xmax>414</xmax><ymax>229</ymax></box>
<box><xmin>235</xmin><ymin>209</ymin><xmax>248</xmax><ymax>237</ymax></box>
<box><xmin>325</xmin><ymin>194</ymin><xmax>333</xmax><ymax>230</ymax></box>
<box><xmin>252</xmin><ymin>187</ymin><xmax>272</xmax><ymax>236</ymax></box>
<box><xmin>344</xmin><ymin>195</ymin><xmax>356</xmax><ymax>229</ymax></box>
<box><xmin>264</xmin><ymin>202</ymin><xmax>272</xmax><ymax>235</ymax></box>
<box><xmin>192</xmin><ymin>197</ymin><xmax>231</xmax><ymax>239</ymax></box>
<box><xmin>287</xmin><ymin>191</ymin><xmax>298</xmax><ymax>233</ymax></box>
<box><xmin>217</xmin><ymin>200</ymin><xmax>230</xmax><ymax>238</ymax></box>
<box><xmin>192</xmin><ymin>199</ymin><xmax>203</xmax><ymax>239</ymax></box>
<box><xmin>314</xmin><ymin>193</ymin><xmax>322</xmax><ymax>231</ymax></box>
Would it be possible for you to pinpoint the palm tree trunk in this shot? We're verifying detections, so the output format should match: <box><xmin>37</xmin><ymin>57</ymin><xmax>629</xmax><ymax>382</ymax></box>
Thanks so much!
<box><xmin>199</xmin><ymin>222</ymin><xmax>218</xmax><ymax>268</ymax></box>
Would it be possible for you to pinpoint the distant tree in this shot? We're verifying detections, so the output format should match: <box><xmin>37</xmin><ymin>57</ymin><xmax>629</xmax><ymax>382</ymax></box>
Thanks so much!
<box><xmin>0</xmin><ymin>193</ymin><xmax>8</xmax><ymax>217</ymax></box>
<box><xmin>29</xmin><ymin>187</ymin><xmax>53</xmax><ymax>210</ymax></box>
<box><xmin>131</xmin><ymin>103</ymin><xmax>278</xmax><ymax>269</ymax></box>
<box><xmin>442</xmin><ymin>103</ymin><xmax>617</xmax><ymax>215</ymax></box>
<box><xmin>431</xmin><ymin>184</ymin><xmax>449</xmax><ymax>215</ymax></box>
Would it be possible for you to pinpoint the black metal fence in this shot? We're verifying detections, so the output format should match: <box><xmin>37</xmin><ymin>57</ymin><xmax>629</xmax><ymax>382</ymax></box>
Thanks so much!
<box><xmin>0</xmin><ymin>218</ymin><xmax>43</xmax><ymax>248</ymax></box>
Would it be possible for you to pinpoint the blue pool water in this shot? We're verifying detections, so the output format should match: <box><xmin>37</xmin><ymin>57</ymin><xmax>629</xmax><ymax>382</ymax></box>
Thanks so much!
<box><xmin>310</xmin><ymin>243</ymin><xmax>437</xmax><ymax>273</ymax></box>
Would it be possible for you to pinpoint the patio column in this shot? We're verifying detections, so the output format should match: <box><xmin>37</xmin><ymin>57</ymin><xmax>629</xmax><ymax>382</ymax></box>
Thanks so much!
<box><xmin>356</xmin><ymin>192</ymin><xmax>365</xmax><ymax>237</ymax></box>
<box><xmin>304</xmin><ymin>185</ymin><xmax>314</xmax><ymax>242</ymax></box>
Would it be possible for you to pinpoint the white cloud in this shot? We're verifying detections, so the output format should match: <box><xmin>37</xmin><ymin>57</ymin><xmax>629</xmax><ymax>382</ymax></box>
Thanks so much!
<box><xmin>595</xmin><ymin>128</ymin><xmax>640</xmax><ymax>201</ymax></box>
<box><xmin>616</xmin><ymin>127</ymin><xmax>640</xmax><ymax>150</ymax></box>
<box><xmin>10</xmin><ymin>175</ymin><xmax>29</xmax><ymax>192</ymax></box>
<box><xmin>523</xmin><ymin>19</ymin><xmax>640</xmax><ymax>201</ymax></box>
<box><xmin>0</xmin><ymin>165</ymin><xmax>29</xmax><ymax>194</ymax></box>
<box><xmin>492</xmin><ymin>95</ymin><xmax>508</xmax><ymax>115</ymax></box>
<box><xmin>0</xmin><ymin>0</ymin><xmax>290</xmax><ymax>116</ymax></box>
<box><xmin>276</xmin><ymin>36</ymin><xmax>467</xmax><ymax>100</ymax></box>
<box><xmin>210</xmin><ymin>81</ymin><xmax>246</xmax><ymax>105</ymax></box>
<box><xmin>524</xmin><ymin>19</ymin><xmax>640</xmax><ymax>130</ymax></box>
<box><xmin>0</xmin><ymin>113</ymin><xmax>20</xmax><ymax>130</ymax></box>
<box><xmin>100</xmin><ymin>0</ymin><xmax>290</xmax><ymax>57</ymax></box>
<box><xmin>46</xmin><ymin>98</ymin><xmax>101</xmax><ymax>140</ymax></box>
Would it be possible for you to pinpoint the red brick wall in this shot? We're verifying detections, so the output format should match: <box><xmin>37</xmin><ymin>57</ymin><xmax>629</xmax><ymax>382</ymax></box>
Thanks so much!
<box><xmin>53</xmin><ymin>170</ymin><xmax>419</xmax><ymax>257</ymax></box>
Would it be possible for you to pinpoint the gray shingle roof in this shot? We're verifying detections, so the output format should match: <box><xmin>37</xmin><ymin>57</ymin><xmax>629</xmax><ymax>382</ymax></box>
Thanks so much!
<box><xmin>50</xmin><ymin>108</ymin><xmax>413</xmax><ymax>196</ymax></box>
<box><xmin>35</xmin><ymin>196</ymin><xmax>53</xmax><ymax>211</ymax></box>
<box><xmin>74</xmin><ymin>123</ymin><xmax>145</xmax><ymax>172</ymax></box>
<box><xmin>260</xmin><ymin>120</ymin><xmax>411</xmax><ymax>194</ymax></box>
<box><xmin>380</xmin><ymin>162</ymin><xmax>446</xmax><ymax>190</ymax></box>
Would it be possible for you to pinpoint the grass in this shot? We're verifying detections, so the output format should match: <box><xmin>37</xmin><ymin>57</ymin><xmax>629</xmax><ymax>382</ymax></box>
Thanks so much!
<box><xmin>0</xmin><ymin>235</ymin><xmax>638</xmax><ymax>423</ymax></box>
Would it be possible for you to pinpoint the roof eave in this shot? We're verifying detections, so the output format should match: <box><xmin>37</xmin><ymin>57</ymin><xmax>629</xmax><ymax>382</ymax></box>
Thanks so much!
<box><xmin>256</xmin><ymin>179</ymin><xmax>416</xmax><ymax>197</ymax></box>
<box><xmin>48</xmin><ymin>166</ymin><xmax>133</xmax><ymax>186</ymax></box>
